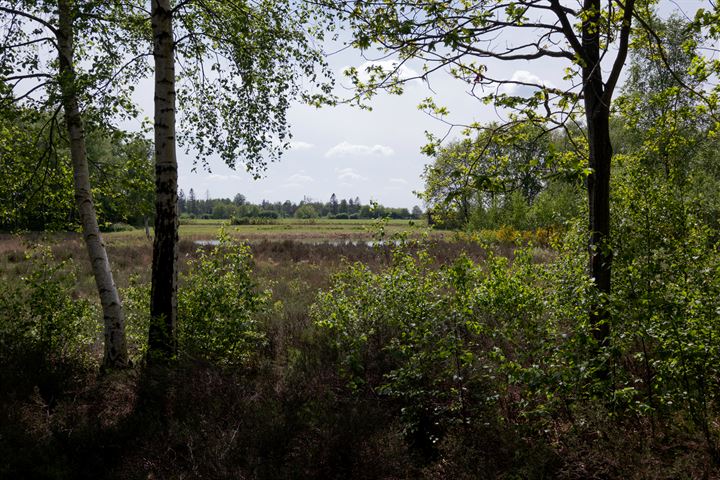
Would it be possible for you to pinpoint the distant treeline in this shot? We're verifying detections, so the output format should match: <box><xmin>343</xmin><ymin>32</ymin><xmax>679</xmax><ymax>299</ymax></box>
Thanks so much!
<box><xmin>179</xmin><ymin>190</ymin><xmax>423</xmax><ymax>221</ymax></box>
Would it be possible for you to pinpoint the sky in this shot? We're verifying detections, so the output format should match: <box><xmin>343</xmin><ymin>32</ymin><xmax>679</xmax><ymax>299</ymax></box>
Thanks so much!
<box><xmin>168</xmin><ymin>50</ymin><xmax>569</xmax><ymax>209</ymax></box>
<box><xmin>124</xmin><ymin>1</ymin><xmax>705</xmax><ymax>209</ymax></box>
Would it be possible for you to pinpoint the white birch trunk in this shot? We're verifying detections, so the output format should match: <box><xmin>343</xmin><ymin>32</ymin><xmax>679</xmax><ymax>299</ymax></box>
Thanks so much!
<box><xmin>57</xmin><ymin>0</ymin><xmax>129</xmax><ymax>368</ymax></box>
<box><xmin>148</xmin><ymin>0</ymin><xmax>179</xmax><ymax>359</ymax></box>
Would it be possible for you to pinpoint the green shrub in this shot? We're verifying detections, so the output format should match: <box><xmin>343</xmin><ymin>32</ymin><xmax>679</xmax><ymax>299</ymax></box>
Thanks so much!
<box><xmin>294</xmin><ymin>204</ymin><xmax>318</xmax><ymax>219</ymax></box>
<box><xmin>0</xmin><ymin>246</ymin><xmax>99</xmax><ymax>394</ymax></box>
<box><xmin>123</xmin><ymin>230</ymin><xmax>269</xmax><ymax>365</ymax></box>
<box><xmin>122</xmin><ymin>276</ymin><xmax>151</xmax><ymax>362</ymax></box>
<box><xmin>311</xmin><ymin>241</ymin><xmax>582</xmax><ymax>450</ymax></box>
<box><xmin>103</xmin><ymin>222</ymin><xmax>135</xmax><ymax>232</ymax></box>
<box><xmin>179</xmin><ymin>230</ymin><xmax>269</xmax><ymax>364</ymax></box>
<box><xmin>258</xmin><ymin>210</ymin><xmax>279</xmax><ymax>219</ymax></box>
<box><xmin>609</xmin><ymin>153</ymin><xmax>720</xmax><ymax>448</ymax></box>
<box><xmin>230</xmin><ymin>215</ymin><xmax>250</xmax><ymax>225</ymax></box>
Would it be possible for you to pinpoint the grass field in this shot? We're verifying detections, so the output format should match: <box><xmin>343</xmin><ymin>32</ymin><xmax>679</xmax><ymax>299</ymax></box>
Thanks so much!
<box><xmin>106</xmin><ymin>217</ymin><xmax>441</xmax><ymax>244</ymax></box>
<box><xmin>0</xmin><ymin>218</ymin><xmax>458</xmax><ymax>298</ymax></box>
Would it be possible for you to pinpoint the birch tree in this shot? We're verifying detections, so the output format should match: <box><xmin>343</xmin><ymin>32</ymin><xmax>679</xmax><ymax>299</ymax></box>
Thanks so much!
<box><xmin>145</xmin><ymin>0</ymin><xmax>332</xmax><ymax>359</ymax></box>
<box><xmin>0</xmin><ymin>0</ymin><xmax>148</xmax><ymax>368</ymax></box>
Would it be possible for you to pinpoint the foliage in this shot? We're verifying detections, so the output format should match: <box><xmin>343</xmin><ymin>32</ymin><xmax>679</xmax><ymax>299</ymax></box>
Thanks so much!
<box><xmin>172</xmin><ymin>0</ymin><xmax>334</xmax><ymax>174</ymax></box>
<box><xmin>312</xmin><ymin>238</ymin><xmax>597</xmax><ymax>449</ymax></box>
<box><xmin>121</xmin><ymin>275</ymin><xmax>151</xmax><ymax>362</ymax></box>
<box><xmin>610</xmin><ymin>153</ymin><xmax>720</xmax><ymax>441</ymax></box>
<box><xmin>179</xmin><ymin>230</ymin><xmax>269</xmax><ymax>365</ymax></box>
<box><xmin>123</xmin><ymin>231</ymin><xmax>269</xmax><ymax>365</ymax></box>
<box><xmin>0</xmin><ymin>245</ymin><xmax>100</xmax><ymax>376</ymax></box>
<box><xmin>0</xmin><ymin>1</ymin><xmax>149</xmax><ymax>123</ymax></box>
<box><xmin>0</xmin><ymin>106</ymin><xmax>155</xmax><ymax>232</ymax></box>
<box><xmin>422</xmin><ymin>123</ymin><xmax>554</xmax><ymax>226</ymax></box>
<box><xmin>422</xmin><ymin>122</ymin><xmax>585</xmax><ymax>231</ymax></box>
<box><xmin>294</xmin><ymin>204</ymin><xmax>319</xmax><ymax>219</ymax></box>
<box><xmin>182</xmin><ymin>194</ymin><xmax>418</xmax><ymax>221</ymax></box>
<box><xmin>88</xmin><ymin>130</ymin><xmax>154</xmax><ymax>228</ymax></box>
<box><xmin>313</xmin><ymin>217</ymin><xmax>720</xmax><ymax>460</ymax></box>
<box><xmin>0</xmin><ymin>106</ymin><xmax>75</xmax><ymax>231</ymax></box>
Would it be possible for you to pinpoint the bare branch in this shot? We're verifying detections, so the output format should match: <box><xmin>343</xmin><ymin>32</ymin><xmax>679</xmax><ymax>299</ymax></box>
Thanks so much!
<box><xmin>549</xmin><ymin>0</ymin><xmax>585</xmax><ymax>59</ymax></box>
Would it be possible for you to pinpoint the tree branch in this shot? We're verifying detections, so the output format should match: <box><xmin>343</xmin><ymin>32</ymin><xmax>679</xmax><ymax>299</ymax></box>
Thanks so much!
<box><xmin>603</xmin><ymin>0</ymin><xmax>636</xmax><ymax>103</ymax></box>
<box><xmin>0</xmin><ymin>6</ymin><xmax>58</xmax><ymax>35</ymax></box>
<box><xmin>549</xmin><ymin>0</ymin><xmax>585</xmax><ymax>60</ymax></box>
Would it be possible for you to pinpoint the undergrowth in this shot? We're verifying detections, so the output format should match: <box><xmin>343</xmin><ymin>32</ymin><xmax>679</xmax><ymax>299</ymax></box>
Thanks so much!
<box><xmin>0</xmin><ymin>229</ymin><xmax>718</xmax><ymax>479</ymax></box>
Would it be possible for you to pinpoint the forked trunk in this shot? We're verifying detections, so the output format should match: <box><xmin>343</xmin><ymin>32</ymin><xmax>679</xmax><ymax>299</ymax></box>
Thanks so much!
<box><xmin>57</xmin><ymin>0</ymin><xmax>129</xmax><ymax>369</ymax></box>
<box><xmin>148</xmin><ymin>0</ymin><xmax>178</xmax><ymax>360</ymax></box>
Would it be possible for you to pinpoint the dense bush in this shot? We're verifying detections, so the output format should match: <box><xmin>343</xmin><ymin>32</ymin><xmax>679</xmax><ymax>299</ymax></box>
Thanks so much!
<box><xmin>124</xmin><ymin>231</ymin><xmax>268</xmax><ymax>365</ymax></box>
<box><xmin>610</xmin><ymin>153</ymin><xmax>720</xmax><ymax>454</ymax></box>
<box><xmin>102</xmin><ymin>222</ymin><xmax>135</xmax><ymax>232</ymax></box>
<box><xmin>179</xmin><ymin>231</ymin><xmax>269</xmax><ymax>364</ymax></box>
<box><xmin>294</xmin><ymin>204</ymin><xmax>319</xmax><ymax>219</ymax></box>
<box><xmin>312</xmin><ymin>214</ymin><xmax>720</xmax><ymax>463</ymax></box>
<box><xmin>258</xmin><ymin>210</ymin><xmax>280</xmax><ymax>219</ymax></box>
<box><xmin>311</xmin><ymin>239</ymin><xmax>595</xmax><ymax>454</ymax></box>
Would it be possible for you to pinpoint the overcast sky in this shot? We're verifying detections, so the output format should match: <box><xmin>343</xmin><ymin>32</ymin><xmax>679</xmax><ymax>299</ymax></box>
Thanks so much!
<box><xmin>124</xmin><ymin>1</ymin><xmax>703</xmax><ymax>209</ymax></box>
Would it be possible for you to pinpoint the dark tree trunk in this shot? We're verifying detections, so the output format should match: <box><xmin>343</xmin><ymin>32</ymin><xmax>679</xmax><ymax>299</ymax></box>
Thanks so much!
<box><xmin>582</xmin><ymin>0</ymin><xmax>612</xmax><ymax>366</ymax></box>
<box><xmin>148</xmin><ymin>0</ymin><xmax>178</xmax><ymax>360</ymax></box>
<box><xmin>57</xmin><ymin>0</ymin><xmax>128</xmax><ymax>369</ymax></box>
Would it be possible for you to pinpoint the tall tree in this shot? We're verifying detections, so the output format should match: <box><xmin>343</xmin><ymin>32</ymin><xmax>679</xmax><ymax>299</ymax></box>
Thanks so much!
<box><xmin>330</xmin><ymin>193</ymin><xmax>338</xmax><ymax>215</ymax></box>
<box><xmin>616</xmin><ymin>15</ymin><xmax>707</xmax><ymax>179</ymax></box>
<box><xmin>148</xmin><ymin>0</ymin><xmax>178</xmax><ymax>359</ymax></box>
<box><xmin>58</xmin><ymin>0</ymin><xmax>128</xmax><ymax>367</ymax></box>
<box><xmin>325</xmin><ymin>0</ymin><xmax>651</xmax><ymax>358</ymax></box>
<box><xmin>0</xmin><ymin>0</ymin><xmax>146</xmax><ymax>368</ymax></box>
<box><xmin>145</xmin><ymin>0</ymin><xmax>332</xmax><ymax>358</ymax></box>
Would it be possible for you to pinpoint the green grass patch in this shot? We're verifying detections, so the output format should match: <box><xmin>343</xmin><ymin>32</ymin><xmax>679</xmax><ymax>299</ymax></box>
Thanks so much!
<box><xmin>106</xmin><ymin>218</ymin><xmax>436</xmax><ymax>243</ymax></box>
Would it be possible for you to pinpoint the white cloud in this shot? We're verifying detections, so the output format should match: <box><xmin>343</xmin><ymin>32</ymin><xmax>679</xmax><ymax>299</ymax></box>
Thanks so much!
<box><xmin>335</xmin><ymin>167</ymin><xmax>368</xmax><ymax>182</ymax></box>
<box><xmin>287</xmin><ymin>172</ymin><xmax>314</xmax><ymax>183</ymax></box>
<box><xmin>280</xmin><ymin>171</ymin><xmax>315</xmax><ymax>189</ymax></box>
<box><xmin>288</xmin><ymin>140</ymin><xmax>314</xmax><ymax>151</ymax></box>
<box><xmin>325</xmin><ymin>141</ymin><xmax>394</xmax><ymax>158</ymax></box>
<box><xmin>501</xmin><ymin>70</ymin><xmax>556</xmax><ymax>95</ymax></box>
<box><xmin>389</xmin><ymin>178</ymin><xmax>408</xmax><ymax>184</ymax></box>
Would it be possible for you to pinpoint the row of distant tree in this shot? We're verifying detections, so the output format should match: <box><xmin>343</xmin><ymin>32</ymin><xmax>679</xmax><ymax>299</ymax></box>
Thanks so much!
<box><xmin>178</xmin><ymin>190</ymin><xmax>424</xmax><ymax>220</ymax></box>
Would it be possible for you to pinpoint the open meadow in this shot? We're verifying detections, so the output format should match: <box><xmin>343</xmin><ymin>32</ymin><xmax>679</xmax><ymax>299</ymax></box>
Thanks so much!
<box><xmin>118</xmin><ymin>217</ymin><xmax>436</xmax><ymax>243</ymax></box>
<box><xmin>0</xmin><ymin>218</ymin><xmax>449</xmax><ymax>295</ymax></box>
